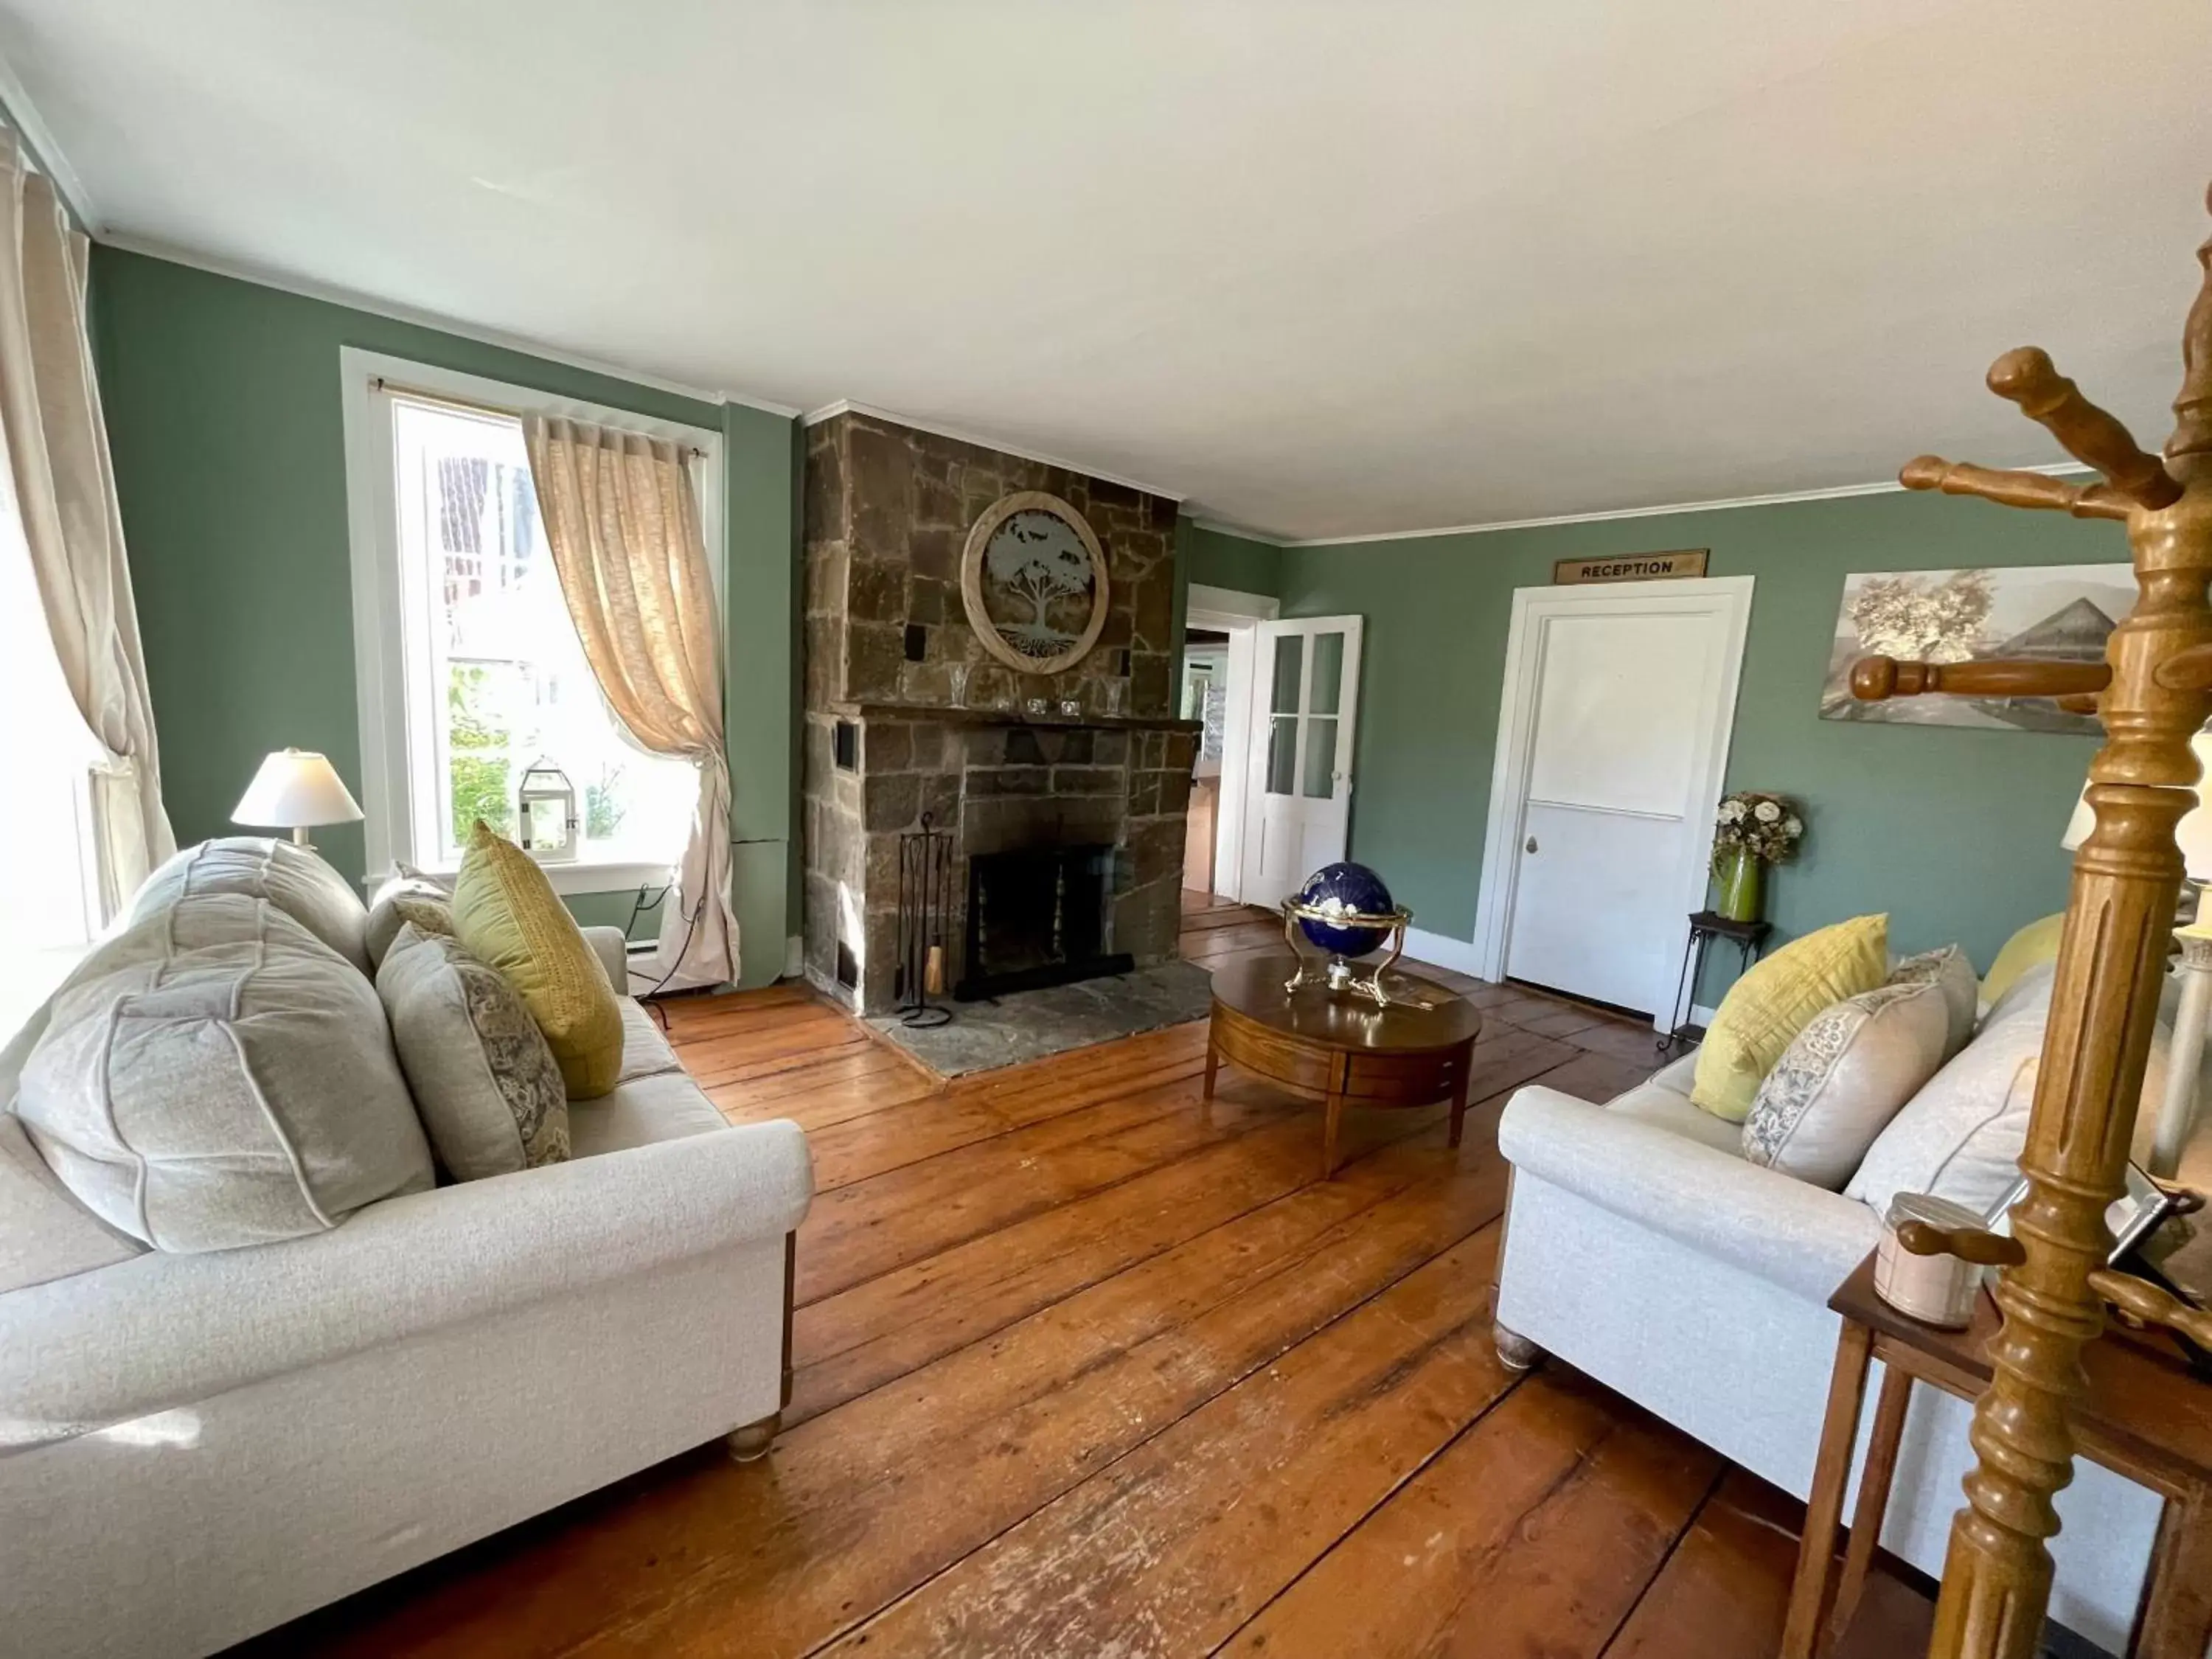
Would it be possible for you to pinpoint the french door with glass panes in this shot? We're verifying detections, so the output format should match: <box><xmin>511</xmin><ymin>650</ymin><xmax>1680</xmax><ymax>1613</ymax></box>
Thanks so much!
<box><xmin>1239</xmin><ymin>616</ymin><xmax>1363</xmax><ymax>909</ymax></box>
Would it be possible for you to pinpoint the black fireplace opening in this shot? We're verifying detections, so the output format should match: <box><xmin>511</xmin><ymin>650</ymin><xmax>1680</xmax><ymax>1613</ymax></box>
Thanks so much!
<box><xmin>958</xmin><ymin>843</ymin><xmax>1132</xmax><ymax>1001</ymax></box>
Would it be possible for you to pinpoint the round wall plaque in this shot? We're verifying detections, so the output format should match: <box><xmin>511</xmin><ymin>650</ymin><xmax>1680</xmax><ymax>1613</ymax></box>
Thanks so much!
<box><xmin>959</xmin><ymin>490</ymin><xmax>1110</xmax><ymax>677</ymax></box>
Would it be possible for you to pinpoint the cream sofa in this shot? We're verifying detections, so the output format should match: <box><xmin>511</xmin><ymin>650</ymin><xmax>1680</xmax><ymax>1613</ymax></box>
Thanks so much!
<box><xmin>0</xmin><ymin>898</ymin><xmax>811</xmax><ymax>1659</ymax></box>
<box><xmin>1495</xmin><ymin>1015</ymin><xmax>2171</xmax><ymax>1654</ymax></box>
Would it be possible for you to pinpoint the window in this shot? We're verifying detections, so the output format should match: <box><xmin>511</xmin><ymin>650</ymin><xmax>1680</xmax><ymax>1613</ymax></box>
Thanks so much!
<box><xmin>344</xmin><ymin>352</ymin><xmax>723</xmax><ymax>891</ymax></box>
<box><xmin>0</xmin><ymin>526</ymin><xmax>103</xmax><ymax>1035</ymax></box>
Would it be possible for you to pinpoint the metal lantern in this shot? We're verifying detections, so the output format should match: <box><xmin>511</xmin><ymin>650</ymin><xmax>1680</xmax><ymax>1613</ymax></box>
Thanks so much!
<box><xmin>516</xmin><ymin>759</ymin><xmax>580</xmax><ymax>862</ymax></box>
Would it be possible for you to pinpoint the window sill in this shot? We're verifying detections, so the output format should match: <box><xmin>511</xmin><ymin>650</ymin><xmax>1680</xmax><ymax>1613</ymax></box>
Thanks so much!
<box><xmin>373</xmin><ymin>857</ymin><xmax>678</xmax><ymax>899</ymax></box>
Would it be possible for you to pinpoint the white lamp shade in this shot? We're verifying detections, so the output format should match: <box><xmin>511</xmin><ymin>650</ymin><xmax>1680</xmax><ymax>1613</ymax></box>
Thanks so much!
<box><xmin>2062</xmin><ymin>731</ymin><xmax>2212</xmax><ymax>880</ymax></box>
<box><xmin>232</xmin><ymin>748</ymin><xmax>364</xmax><ymax>831</ymax></box>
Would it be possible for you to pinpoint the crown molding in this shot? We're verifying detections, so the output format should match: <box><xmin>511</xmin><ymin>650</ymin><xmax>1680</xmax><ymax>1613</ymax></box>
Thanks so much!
<box><xmin>804</xmin><ymin>398</ymin><xmax>1186</xmax><ymax>504</ymax></box>
<box><xmin>1186</xmin><ymin>515</ymin><xmax>1288</xmax><ymax>546</ymax></box>
<box><xmin>97</xmin><ymin>232</ymin><xmax>802</xmax><ymax>419</ymax></box>
<box><xmin>0</xmin><ymin>50</ymin><xmax>95</xmax><ymax>230</ymax></box>
<box><xmin>1272</xmin><ymin>462</ymin><xmax>2096</xmax><ymax>549</ymax></box>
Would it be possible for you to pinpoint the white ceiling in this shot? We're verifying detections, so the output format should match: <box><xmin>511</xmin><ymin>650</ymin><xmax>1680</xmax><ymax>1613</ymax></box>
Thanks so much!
<box><xmin>8</xmin><ymin>0</ymin><xmax>2211</xmax><ymax>542</ymax></box>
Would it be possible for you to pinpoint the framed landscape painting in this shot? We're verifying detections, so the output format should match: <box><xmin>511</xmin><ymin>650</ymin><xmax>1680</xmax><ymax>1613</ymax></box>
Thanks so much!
<box><xmin>1818</xmin><ymin>563</ymin><xmax>2132</xmax><ymax>735</ymax></box>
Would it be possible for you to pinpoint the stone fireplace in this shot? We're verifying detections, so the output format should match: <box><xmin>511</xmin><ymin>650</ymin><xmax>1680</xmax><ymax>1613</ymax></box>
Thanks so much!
<box><xmin>801</xmin><ymin>411</ymin><xmax>1197</xmax><ymax>1015</ymax></box>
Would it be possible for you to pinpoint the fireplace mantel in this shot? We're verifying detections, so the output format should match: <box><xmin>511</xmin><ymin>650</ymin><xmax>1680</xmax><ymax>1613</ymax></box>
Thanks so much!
<box><xmin>830</xmin><ymin>700</ymin><xmax>1201</xmax><ymax>736</ymax></box>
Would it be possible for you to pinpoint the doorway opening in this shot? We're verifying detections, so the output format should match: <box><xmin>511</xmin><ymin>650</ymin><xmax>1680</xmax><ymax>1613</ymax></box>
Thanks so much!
<box><xmin>1181</xmin><ymin>582</ymin><xmax>1279</xmax><ymax>906</ymax></box>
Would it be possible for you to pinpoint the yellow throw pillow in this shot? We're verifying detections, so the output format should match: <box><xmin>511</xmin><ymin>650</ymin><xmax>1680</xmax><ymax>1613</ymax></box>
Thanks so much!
<box><xmin>1980</xmin><ymin>911</ymin><xmax>2065</xmax><ymax>1010</ymax></box>
<box><xmin>451</xmin><ymin>820</ymin><xmax>624</xmax><ymax>1099</ymax></box>
<box><xmin>1691</xmin><ymin>914</ymin><xmax>1889</xmax><ymax>1123</ymax></box>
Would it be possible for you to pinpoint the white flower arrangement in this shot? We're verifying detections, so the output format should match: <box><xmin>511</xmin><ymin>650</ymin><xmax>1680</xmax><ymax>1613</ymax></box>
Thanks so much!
<box><xmin>1713</xmin><ymin>790</ymin><xmax>1804</xmax><ymax>867</ymax></box>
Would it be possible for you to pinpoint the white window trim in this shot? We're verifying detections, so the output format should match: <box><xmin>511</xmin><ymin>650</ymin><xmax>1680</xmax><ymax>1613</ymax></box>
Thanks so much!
<box><xmin>339</xmin><ymin>347</ymin><xmax>724</xmax><ymax>896</ymax></box>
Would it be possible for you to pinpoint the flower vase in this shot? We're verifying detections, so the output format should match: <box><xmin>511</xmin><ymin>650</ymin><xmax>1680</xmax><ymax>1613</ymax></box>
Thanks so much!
<box><xmin>1714</xmin><ymin>846</ymin><xmax>1764</xmax><ymax>922</ymax></box>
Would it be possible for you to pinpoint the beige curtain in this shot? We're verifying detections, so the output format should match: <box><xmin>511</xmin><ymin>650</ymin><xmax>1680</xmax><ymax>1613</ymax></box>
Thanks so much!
<box><xmin>0</xmin><ymin>131</ymin><xmax>173</xmax><ymax>917</ymax></box>
<box><xmin>524</xmin><ymin>414</ymin><xmax>737</xmax><ymax>990</ymax></box>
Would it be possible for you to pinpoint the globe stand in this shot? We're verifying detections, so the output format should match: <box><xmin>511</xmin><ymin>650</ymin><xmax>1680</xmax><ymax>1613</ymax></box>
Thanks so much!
<box><xmin>1279</xmin><ymin>900</ymin><xmax>1419</xmax><ymax>1009</ymax></box>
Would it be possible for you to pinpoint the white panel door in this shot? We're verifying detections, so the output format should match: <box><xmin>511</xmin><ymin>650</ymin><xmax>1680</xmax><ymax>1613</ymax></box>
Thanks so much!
<box><xmin>1503</xmin><ymin>606</ymin><xmax>1732</xmax><ymax>1015</ymax></box>
<box><xmin>1240</xmin><ymin>616</ymin><xmax>1363</xmax><ymax>910</ymax></box>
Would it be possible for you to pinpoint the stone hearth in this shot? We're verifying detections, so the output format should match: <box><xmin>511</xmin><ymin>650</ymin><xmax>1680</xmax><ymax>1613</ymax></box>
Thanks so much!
<box><xmin>801</xmin><ymin>411</ymin><xmax>1196</xmax><ymax>1015</ymax></box>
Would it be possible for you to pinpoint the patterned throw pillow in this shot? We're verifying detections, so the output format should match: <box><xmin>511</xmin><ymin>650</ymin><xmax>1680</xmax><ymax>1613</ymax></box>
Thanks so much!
<box><xmin>1886</xmin><ymin>944</ymin><xmax>1978</xmax><ymax>1059</ymax></box>
<box><xmin>377</xmin><ymin>923</ymin><xmax>570</xmax><ymax>1179</ymax></box>
<box><xmin>366</xmin><ymin>872</ymin><xmax>456</xmax><ymax>970</ymax></box>
<box><xmin>1742</xmin><ymin>978</ymin><xmax>1950</xmax><ymax>1189</ymax></box>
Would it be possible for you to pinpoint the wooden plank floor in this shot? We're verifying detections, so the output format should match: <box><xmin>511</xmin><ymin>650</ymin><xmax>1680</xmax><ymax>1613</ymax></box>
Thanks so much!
<box><xmin>237</xmin><ymin>888</ymin><xmax>1930</xmax><ymax>1658</ymax></box>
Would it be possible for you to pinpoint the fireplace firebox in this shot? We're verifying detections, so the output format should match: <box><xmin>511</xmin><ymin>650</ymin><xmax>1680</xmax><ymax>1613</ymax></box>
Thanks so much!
<box><xmin>958</xmin><ymin>843</ymin><xmax>1133</xmax><ymax>1000</ymax></box>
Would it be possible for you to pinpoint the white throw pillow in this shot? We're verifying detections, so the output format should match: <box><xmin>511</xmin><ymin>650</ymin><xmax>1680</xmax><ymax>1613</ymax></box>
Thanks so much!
<box><xmin>378</xmin><ymin>923</ymin><xmax>570</xmax><ymax>1179</ymax></box>
<box><xmin>1847</xmin><ymin>967</ymin><xmax>2171</xmax><ymax>1218</ymax></box>
<box><xmin>16</xmin><ymin>894</ymin><xmax>432</xmax><ymax>1251</ymax></box>
<box><xmin>1888</xmin><ymin>944</ymin><xmax>1978</xmax><ymax>1059</ymax></box>
<box><xmin>1742</xmin><ymin>979</ymin><xmax>1950</xmax><ymax>1189</ymax></box>
<box><xmin>131</xmin><ymin>836</ymin><xmax>373</xmax><ymax>975</ymax></box>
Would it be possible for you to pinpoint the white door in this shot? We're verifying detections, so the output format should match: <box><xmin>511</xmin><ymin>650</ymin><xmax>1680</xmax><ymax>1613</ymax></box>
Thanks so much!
<box><xmin>1240</xmin><ymin>616</ymin><xmax>1363</xmax><ymax>910</ymax></box>
<box><xmin>1481</xmin><ymin>581</ymin><xmax>1752</xmax><ymax>1020</ymax></box>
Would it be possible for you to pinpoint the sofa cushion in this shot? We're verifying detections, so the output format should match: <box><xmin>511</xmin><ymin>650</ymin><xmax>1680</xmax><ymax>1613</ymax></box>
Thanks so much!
<box><xmin>1742</xmin><ymin>979</ymin><xmax>1950</xmax><ymax>1189</ymax></box>
<box><xmin>617</xmin><ymin>997</ymin><xmax>684</xmax><ymax>1084</ymax></box>
<box><xmin>1691</xmin><ymin>914</ymin><xmax>1889</xmax><ymax>1123</ymax></box>
<box><xmin>131</xmin><ymin>837</ymin><xmax>372</xmax><ymax>975</ymax></box>
<box><xmin>1888</xmin><ymin>944</ymin><xmax>1978</xmax><ymax>1059</ymax></box>
<box><xmin>15</xmin><ymin>895</ymin><xmax>434</xmax><ymax>1251</ymax></box>
<box><xmin>1847</xmin><ymin>969</ymin><xmax>2171</xmax><ymax>1218</ymax></box>
<box><xmin>378</xmin><ymin>924</ymin><xmax>570</xmax><ymax>1180</ymax></box>
<box><xmin>567</xmin><ymin>1066</ymin><xmax>728</xmax><ymax>1158</ymax></box>
<box><xmin>365</xmin><ymin>873</ymin><xmax>455</xmax><ymax>970</ymax></box>
<box><xmin>451</xmin><ymin>821</ymin><xmax>624</xmax><ymax>1099</ymax></box>
<box><xmin>1607</xmin><ymin>1082</ymin><xmax>1747</xmax><ymax>1156</ymax></box>
<box><xmin>0</xmin><ymin>1113</ymin><xmax>144</xmax><ymax>1293</ymax></box>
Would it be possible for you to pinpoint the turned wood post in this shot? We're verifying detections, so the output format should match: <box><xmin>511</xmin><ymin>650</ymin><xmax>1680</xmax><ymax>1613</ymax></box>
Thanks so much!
<box><xmin>1905</xmin><ymin>186</ymin><xmax>2212</xmax><ymax>1659</ymax></box>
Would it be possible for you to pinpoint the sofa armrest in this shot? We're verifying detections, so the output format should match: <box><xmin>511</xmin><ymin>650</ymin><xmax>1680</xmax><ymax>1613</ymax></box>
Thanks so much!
<box><xmin>581</xmin><ymin>924</ymin><xmax>633</xmax><ymax>990</ymax></box>
<box><xmin>1499</xmin><ymin>1086</ymin><xmax>1882</xmax><ymax>1304</ymax></box>
<box><xmin>0</xmin><ymin>1119</ymin><xmax>810</xmax><ymax>1451</ymax></box>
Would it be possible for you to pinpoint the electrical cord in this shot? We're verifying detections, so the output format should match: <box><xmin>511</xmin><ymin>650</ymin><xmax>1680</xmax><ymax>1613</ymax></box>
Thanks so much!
<box><xmin>622</xmin><ymin>876</ymin><xmax>706</xmax><ymax>1027</ymax></box>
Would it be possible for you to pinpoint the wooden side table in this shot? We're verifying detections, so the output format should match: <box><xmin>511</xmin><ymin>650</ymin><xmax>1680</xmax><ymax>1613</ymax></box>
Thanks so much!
<box><xmin>1203</xmin><ymin>953</ymin><xmax>1483</xmax><ymax>1180</ymax></box>
<box><xmin>1784</xmin><ymin>1254</ymin><xmax>2212</xmax><ymax>1658</ymax></box>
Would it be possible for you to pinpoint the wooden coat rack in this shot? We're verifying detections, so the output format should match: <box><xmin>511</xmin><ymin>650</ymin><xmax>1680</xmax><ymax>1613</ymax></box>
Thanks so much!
<box><xmin>1846</xmin><ymin>183</ymin><xmax>2212</xmax><ymax>1658</ymax></box>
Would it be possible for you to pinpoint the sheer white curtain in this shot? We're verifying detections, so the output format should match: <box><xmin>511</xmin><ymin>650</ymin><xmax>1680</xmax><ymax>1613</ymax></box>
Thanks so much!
<box><xmin>524</xmin><ymin>414</ymin><xmax>738</xmax><ymax>989</ymax></box>
<box><xmin>0</xmin><ymin>131</ymin><xmax>172</xmax><ymax>917</ymax></box>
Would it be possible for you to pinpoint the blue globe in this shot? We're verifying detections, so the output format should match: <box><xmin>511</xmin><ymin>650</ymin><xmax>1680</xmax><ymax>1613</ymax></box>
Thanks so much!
<box><xmin>1294</xmin><ymin>861</ymin><xmax>1397</xmax><ymax>958</ymax></box>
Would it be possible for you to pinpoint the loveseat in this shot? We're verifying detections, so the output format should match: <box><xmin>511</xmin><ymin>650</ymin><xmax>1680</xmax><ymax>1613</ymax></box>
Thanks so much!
<box><xmin>0</xmin><ymin>841</ymin><xmax>813</xmax><ymax>1659</ymax></box>
<box><xmin>1495</xmin><ymin>957</ymin><xmax>2189</xmax><ymax>1654</ymax></box>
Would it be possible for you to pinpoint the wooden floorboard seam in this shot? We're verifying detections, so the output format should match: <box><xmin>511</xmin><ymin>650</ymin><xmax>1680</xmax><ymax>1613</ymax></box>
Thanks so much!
<box><xmin>798</xmin><ymin>1213</ymin><xmax>1517</xmax><ymax>1659</ymax></box>
<box><xmin>1200</xmin><ymin>1364</ymin><xmax>1545</xmax><ymax>1655</ymax></box>
<box><xmin>1593</xmin><ymin>1463</ymin><xmax>1734</xmax><ymax>1659</ymax></box>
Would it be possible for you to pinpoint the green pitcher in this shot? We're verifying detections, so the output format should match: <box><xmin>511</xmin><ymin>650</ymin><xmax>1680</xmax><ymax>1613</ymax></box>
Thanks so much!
<box><xmin>1714</xmin><ymin>845</ymin><xmax>1763</xmax><ymax>922</ymax></box>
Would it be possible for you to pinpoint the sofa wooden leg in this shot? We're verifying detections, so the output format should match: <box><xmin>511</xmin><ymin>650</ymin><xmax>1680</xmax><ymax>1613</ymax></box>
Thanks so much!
<box><xmin>1493</xmin><ymin>1321</ymin><xmax>1544</xmax><ymax>1372</ymax></box>
<box><xmin>726</xmin><ymin>1412</ymin><xmax>782</xmax><ymax>1464</ymax></box>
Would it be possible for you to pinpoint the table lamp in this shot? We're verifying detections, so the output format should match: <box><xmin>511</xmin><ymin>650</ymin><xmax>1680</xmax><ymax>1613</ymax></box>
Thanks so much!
<box><xmin>232</xmin><ymin>748</ymin><xmax>364</xmax><ymax>850</ymax></box>
<box><xmin>2062</xmin><ymin>731</ymin><xmax>2212</xmax><ymax>1179</ymax></box>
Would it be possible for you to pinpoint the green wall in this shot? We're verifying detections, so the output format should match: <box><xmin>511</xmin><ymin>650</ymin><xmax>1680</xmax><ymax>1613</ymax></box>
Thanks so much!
<box><xmin>1186</xmin><ymin>522</ymin><xmax>1284</xmax><ymax>597</ymax></box>
<box><xmin>1277</xmin><ymin>491</ymin><xmax>2117</xmax><ymax>989</ymax></box>
<box><xmin>89</xmin><ymin>247</ymin><xmax>800</xmax><ymax>985</ymax></box>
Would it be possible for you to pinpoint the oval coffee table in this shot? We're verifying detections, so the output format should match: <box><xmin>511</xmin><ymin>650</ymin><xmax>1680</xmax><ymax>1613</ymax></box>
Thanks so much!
<box><xmin>1203</xmin><ymin>952</ymin><xmax>1484</xmax><ymax>1180</ymax></box>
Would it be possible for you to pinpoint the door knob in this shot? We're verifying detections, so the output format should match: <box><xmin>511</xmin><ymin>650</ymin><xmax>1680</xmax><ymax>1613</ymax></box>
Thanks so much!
<box><xmin>1525</xmin><ymin>835</ymin><xmax>1539</xmax><ymax>854</ymax></box>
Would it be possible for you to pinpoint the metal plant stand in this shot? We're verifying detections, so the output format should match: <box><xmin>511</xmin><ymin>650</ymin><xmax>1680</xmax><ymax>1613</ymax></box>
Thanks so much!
<box><xmin>1660</xmin><ymin>910</ymin><xmax>1771</xmax><ymax>1054</ymax></box>
<box><xmin>895</xmin><ymin>812</ymin><xmax>953</xmax><ymax>1029</ymax></box>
